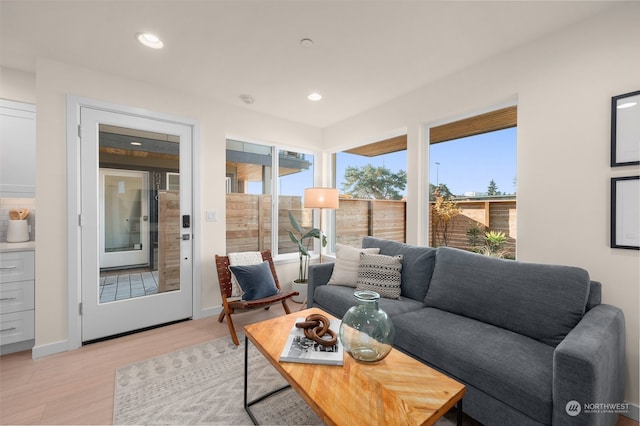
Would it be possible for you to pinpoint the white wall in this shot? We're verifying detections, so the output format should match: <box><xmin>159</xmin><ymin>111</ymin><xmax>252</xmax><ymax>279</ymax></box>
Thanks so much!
<box><xmin>4</xmin><ymin>57</ymin><xmax>320</xmax><ymax>353</ymax></box>
<box><xmin>0</xmin><ymin>67</ymin><xmax>36</xmax><ymax>104</ymax></box>
<box><xmin>324</xmin><ymin>4</ymin><xmax>640</xmax><ymax>406</ymax></box>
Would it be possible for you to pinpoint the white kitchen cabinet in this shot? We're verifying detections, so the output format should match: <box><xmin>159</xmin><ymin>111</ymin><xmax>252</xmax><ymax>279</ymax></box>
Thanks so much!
<box><xmin>0</xmin><ymin>99</ymin><xmax>36</xmax><ymax>198</ymax></box>
<box><xmin>0</xmin><ymin>250</ymin><xmax>35</xmax><ymax>354</ymax></box>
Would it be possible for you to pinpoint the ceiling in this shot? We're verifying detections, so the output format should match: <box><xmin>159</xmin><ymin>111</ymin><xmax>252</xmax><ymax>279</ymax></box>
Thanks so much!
<box><xmin>0</xmin><ymin>1</ymin><xmax>617</xmax><ymax>128</ymax></box>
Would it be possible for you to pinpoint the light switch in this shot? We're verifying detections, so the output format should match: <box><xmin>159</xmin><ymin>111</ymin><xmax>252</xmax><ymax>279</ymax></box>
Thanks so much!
<box><xmin>206</xmin><ymin>210</ymin><xmax>218</xmax><ymax>222</ymax></box>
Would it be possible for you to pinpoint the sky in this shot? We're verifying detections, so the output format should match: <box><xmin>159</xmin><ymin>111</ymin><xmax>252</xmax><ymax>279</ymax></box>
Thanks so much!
<box><xmin>274</xmin><ymin>126</ymin><xmax>517</xmax><ymax>197</ymax></box>
<box><xmin>335</xmin><ymin>127</ymin><xmax>517</xmax><ymax>197</ymax></box>
<box><xmin>429</xmin><ymin>127</ymin><xmax>517</xmax><ymax>195</ymax></box>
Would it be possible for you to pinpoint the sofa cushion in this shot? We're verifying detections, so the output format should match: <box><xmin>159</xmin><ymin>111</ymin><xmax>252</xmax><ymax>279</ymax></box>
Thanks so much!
<box><xmin>356</xmin><ymin>253</ymin><xmax>403</xmax><ymax>299</ymax></box>
<box><xmin>327</xmin><ymin>244</ymin><xmax>380</xmax><ymax>287</ymax></box>
<box><xmin>393</xmin><ymin>308</ymin><xmax>554</xmax><ymax>425</ymax></box>
<box><xmin>362</xmin><ymin>237</ymin><xmax>436</xmax><ymax>301</ymax></box>
<box><xmin>313</xmin><ymin>284</ymin><xmax>424</xmax><ymax>319</ymax></box>
<box><xmin>425</xmin><ymin>247</ymin><xmax>590</xmax><ymax>347</ymax></box>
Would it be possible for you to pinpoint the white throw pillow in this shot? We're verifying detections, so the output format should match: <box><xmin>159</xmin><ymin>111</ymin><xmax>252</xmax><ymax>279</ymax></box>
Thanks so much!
<box><xmin>327</xmin><ymin>244</ymin><xmax>380</xmax><ymax>287</ymax></box>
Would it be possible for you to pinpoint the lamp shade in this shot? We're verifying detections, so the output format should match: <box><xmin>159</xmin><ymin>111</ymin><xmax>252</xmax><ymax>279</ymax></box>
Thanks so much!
<box><xmin>304</xmin><ymin>187</ymin><xmax>339</xmax><ymax>209</ymax></box>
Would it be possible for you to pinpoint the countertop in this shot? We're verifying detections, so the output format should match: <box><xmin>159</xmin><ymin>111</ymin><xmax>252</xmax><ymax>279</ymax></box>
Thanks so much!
<box><xmin>0</xmin><ymin>241</ymin><xmax>36</xmax><ymax>252</ymax></box>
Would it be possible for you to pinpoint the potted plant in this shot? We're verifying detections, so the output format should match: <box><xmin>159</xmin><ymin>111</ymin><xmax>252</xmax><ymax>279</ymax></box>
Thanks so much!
<box><xmin>288</xmin><ymin>211</ymin><xmax>327</xmax><ymax>302</ymax></box>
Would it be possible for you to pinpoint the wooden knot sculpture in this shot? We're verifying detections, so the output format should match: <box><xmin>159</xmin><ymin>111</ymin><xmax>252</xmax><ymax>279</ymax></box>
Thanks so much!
<box><xmin>295</xmin><ymin>313</ymin><xmax>338</xmax><ymax>347</ymax></box>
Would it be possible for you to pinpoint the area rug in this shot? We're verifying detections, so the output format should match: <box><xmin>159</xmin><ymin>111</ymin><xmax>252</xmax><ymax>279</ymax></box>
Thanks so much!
<box><xmin>113</xmin><ymin>335</ymin><xmax>464</xmax><ymax>425</ymax></box>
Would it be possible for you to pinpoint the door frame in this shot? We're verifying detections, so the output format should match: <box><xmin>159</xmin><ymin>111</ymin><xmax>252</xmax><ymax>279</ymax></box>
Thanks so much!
<box><xmin>66</xmin><ymin>96</ymin><xmax>202</xmax><ymax>350</ymax></box>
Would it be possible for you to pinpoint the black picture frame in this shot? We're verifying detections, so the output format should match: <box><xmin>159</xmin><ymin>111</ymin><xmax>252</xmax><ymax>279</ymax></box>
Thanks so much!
<box><xmin>611</xmin><ymin>176</ymin><xmax>639</xmax><ymax>250</ymax></box>
<box><xmin>611</xmin><ymin>90</ymin><xmax>640</xmax><ymax>167</ymax></box>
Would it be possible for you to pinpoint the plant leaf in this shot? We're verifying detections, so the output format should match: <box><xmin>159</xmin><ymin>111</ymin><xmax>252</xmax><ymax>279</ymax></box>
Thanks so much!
<box><xmin>288</xmin><ymin>211</ymin><xmax>303</xmax><ymax>233</ymax></box>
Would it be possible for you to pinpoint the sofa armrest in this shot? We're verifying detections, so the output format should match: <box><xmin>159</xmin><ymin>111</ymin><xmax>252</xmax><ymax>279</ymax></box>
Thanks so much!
<box><xmin>307</xmin><ymin>263</ymin><xmax>334</xmax><ymax>307</ymax></box>
<box><xmin>553</xmin><ymin>304</ymin><xmax>626</xmax><ymax>426</ymax></box>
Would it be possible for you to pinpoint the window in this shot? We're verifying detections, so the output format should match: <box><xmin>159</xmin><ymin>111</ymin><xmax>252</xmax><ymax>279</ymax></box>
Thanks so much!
<box><xmin>225</xmin><ymin>139</ymin><xmax>314</xmax><ymax>255</ymax></box>
<box><xmin>428</xmin><ymin>106</ymin><xmax>517</xmax><ymax>258</ymax></box>
<box><xmin>333</xmin><ymin>135</ymin><xmax>408</xmax><ymax>248</ymax></box>
<box><xmin>166</xmin><ymin>172</ymin><xmax>179</xmax><ymax>190</ymax></box>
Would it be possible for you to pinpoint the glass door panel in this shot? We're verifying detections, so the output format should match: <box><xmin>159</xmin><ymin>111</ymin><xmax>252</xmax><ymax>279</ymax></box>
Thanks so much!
<box><xmin>81</xmin><ymin>107</ymin><xmax>192</xmax><ymax>343</ymax></box>
<box><xmin>98</xmin><ymin>124</ymin><xmax>181</xmax><ymax>304</ymax></box>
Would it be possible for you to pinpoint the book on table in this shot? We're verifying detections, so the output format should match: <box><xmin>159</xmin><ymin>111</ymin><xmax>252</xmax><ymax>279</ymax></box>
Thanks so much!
<box><xmin>279</xmin><ymin>318</ymin><xmax>344</xmax><ymax>366</ymax></box>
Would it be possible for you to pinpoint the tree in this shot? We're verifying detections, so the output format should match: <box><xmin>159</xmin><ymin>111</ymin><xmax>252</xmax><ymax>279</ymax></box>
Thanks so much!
<box><xmin>431</xmin><ymin>187</ymin><xmax>460</xmax><ymax>247</ymax></box>
<box><xmin>428</xmin><ymin>183</ymin><xmax>453</xmax><ymax>201</ymax></box>
<box><xmin>487</xmin><ymin>179</ymin><xmax>499</xmax><ymax>196</ymax></box>
<box><xmin>341</xmin><ymin>164</ymin><xmax>406</xmax><ymax>200</ymax></box>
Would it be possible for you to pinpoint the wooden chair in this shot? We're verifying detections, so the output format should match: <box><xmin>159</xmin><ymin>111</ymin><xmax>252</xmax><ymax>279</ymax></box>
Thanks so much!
<box><xmin>215</xmin><ymin>250</ymin><xmax>298</xmax><ymax>345</ymax></box>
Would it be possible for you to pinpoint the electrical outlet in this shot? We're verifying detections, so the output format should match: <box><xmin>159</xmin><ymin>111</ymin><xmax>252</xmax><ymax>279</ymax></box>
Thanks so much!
<box><xmin>206</xmin><ymin>210</ymin><xmax>218</xmax><ymax>222</ymax></box>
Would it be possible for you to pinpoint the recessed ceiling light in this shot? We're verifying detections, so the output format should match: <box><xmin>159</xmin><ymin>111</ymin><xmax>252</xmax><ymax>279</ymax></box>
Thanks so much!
<box><xmin>130</xmin><ymin>141</ymin><xmax>142</xmax><ymax>146</ymax></box>
<box><xmin>300</xmin><ymin>38</ymin><xmax>314</xmax><ymax>48</ymax></box>
<box><xmin>617</xmin><ymin>102</ymin><xmax>637</xmax><ymax>109</ymax></box>
<box><xmin>136</xmin><ymin>32</ymin><xmax>163</xmax><ymax>49</ymax></box>
<box><xmin>308</xmin><ymin>92</ymin><xmax>322</xmax><ymax>101</ymax></box>
<box><xmin>240</xmin><ymin>94</ymin><xmax>255</xmax><ymax>104</ymax></box>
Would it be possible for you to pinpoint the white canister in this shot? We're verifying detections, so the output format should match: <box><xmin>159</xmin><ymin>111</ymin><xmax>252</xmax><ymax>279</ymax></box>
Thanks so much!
<box><xmin>7</xmin><ymin>220</ymin><xmax>29</xmax><ymax>242</ymax></box>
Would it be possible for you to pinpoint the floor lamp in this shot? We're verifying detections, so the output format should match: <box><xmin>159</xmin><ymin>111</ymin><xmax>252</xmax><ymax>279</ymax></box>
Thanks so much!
<box><xmin>304</xmin><ymin>187</ymin><xmax>339</xmax><ymax>263</ymax></box>
<box><xmin>301</xmin><ymin>188</ymin><xmax>339</xmax><ymax>309</ymax></box>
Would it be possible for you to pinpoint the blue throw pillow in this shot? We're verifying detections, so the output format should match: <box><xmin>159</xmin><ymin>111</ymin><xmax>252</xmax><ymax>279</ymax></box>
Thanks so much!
<box><xmin>229</xmin><ymin>261</ymin><xmax>279</xmax><ymax>301</ymax></box>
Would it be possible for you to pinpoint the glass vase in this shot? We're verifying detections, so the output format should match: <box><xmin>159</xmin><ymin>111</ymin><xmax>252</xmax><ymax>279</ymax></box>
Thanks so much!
<box><xmin>339</xmin><ymin>290</ymin><xmax>395</xmax><ymax>363</ymax></box>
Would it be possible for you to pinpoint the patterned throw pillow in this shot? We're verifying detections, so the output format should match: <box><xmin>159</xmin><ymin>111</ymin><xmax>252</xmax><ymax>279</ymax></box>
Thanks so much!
<box><xmin>356</xmin><ymin>253</ymin><xmax>403</xmax><ymax>299</ymax></box>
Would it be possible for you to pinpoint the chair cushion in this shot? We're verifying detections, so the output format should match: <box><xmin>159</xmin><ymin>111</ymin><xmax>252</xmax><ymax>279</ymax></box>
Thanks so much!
<box><xmin>356</xmin><ymin>253</ymin><xmax>403</xmax><ymax>299</ymax></box>
<box><xmin>328</xmin><ymin>244</ymin><xmax>380</xmax><ymax>287</ymax></box>
<box><xmin>229</xmin><ymin>261</ymin><xmax>279</xmax><ymax>301</ymax></box>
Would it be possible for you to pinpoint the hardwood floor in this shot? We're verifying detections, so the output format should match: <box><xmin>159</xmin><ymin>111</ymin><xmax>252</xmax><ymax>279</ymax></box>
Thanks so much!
<box><xmin>0</xmin><ymin>307</ymin><xmax>284</xmax><ymax>425</ymax></box>
<box><xmin>1</xmin><ymin>303</ymin><xmax>638</xmax><ymax>426</ymax></box>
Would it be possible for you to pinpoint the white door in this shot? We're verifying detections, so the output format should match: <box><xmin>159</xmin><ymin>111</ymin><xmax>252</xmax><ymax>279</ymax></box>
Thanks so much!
<box><xmin>80</xmin><ymin>106</ymin><xmax>193</xmax><ymax>342</ymax></box>
<box><xmin>99</xmin><ymin>169</ymin><xmax>150</xmax><ymax>269</ymax></box>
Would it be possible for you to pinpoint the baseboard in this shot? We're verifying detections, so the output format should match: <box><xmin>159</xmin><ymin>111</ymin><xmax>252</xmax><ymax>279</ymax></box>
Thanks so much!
<box><xmin>192</xmin><ymin>305</ymin><xmax>221</xmax><ymax>320</ymax></box>
<box><xmin>623</xmin><ymin>401</ymin><xmax>639</xmax><ymax>422</ymax></box>
<box><xmin>32</xmin><ymin>308</ymin><xmax>222</xmax><ymax>357</ymax></box>
<box><xmin>31</xmin><ymin>339</ymin><xmax>69</xmax><ymax>359</ymax></box>
<box><xmin>1</xmin><ymin>339</ymin><xmax>34</xmax><ymax>355</ymax></box>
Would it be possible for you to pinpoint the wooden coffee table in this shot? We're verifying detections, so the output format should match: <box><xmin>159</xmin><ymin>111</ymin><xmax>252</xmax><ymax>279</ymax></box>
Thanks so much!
<box><xmin>243</xmin><ymin>307</ymin><xmax>465</xmax><ymax>426</ymax></box>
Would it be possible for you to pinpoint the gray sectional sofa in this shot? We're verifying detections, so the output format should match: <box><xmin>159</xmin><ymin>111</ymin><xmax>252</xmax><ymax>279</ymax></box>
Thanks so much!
<box><xmin>307</xmin><ymin>237</ymin><xmax>626</xmax><ymax>426</ymax></box>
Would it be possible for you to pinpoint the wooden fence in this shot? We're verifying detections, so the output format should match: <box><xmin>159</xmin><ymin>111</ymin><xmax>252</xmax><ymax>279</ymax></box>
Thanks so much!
<box><xmin>225</xmin><ymin>195</ymin><xmax>405</xmax><ymax>254</ymax></box>
<box><xmin>335</xmin><ymin>199</ymin><xmax>406</xmax><ymax>247</ymax></box>
<box><xmin>225</xmin><ymin>193</ymin><xmax>516</xmax><ymax>256</ymax></box>
<box><xmin>226</xmin><ymin>194</ymin><xmax>309</xmax><ymax>254</ymax></box>
<box><xmin>430</xmin><ymin>199</ymin><xmax>517</xmax><ymax>257</ymax></box>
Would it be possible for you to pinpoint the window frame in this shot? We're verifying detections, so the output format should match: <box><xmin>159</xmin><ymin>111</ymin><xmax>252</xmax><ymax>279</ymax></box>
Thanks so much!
<box><xmin>426</xmin><ymin>104</ymin><xmax>518</xmax><ymax>255</ymax></box>
<box><xmin>225</xmin><ymin>138</ymin><xmax>318</xmax><ymax>260</ymax></box>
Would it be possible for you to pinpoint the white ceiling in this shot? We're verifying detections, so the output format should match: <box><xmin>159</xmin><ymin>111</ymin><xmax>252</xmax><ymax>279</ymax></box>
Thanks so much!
<box><xmin>0</xmin><ymin>1</ymin><xmax>618</xmax><ymax>128</ymax></box>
